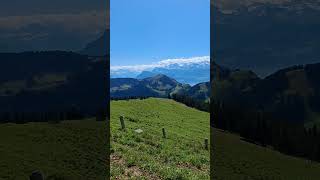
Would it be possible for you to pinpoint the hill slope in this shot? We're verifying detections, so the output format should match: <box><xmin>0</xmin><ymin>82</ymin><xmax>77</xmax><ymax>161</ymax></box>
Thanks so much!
<box><xmin>110</xmin><ymin>98</ymin><xmax>210</xmax><ymax>179</ymax></box>
<box><xmin>212</xmin><ymin>128</ymin><xmax>320</xmax><ymax>179</ymax></box>
<box><xmin>110</xmin><ymin>74</ymin><xmax>187</xmax><ymax>98</ymax></box>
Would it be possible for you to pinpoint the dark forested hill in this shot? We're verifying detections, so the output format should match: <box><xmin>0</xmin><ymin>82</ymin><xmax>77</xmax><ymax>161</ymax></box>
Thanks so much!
<box><xmin>111</xmin><ymin>74</ymin><xmax>210</xmax><ymax>101</ymax></box>
<box><xmin>213</xmin><ymin>62</ymin><xmax>320</xmax><ymax>124</ymax></box>
<box><xmin>111</xmin><ymin>74</ymin><xmax>184</xmax><ymax>98</ymax></box>
<box><xmin>0</xmin><ymin>51</ymin><xmax>90</xmax><ymax>83</ymax></box>
<box><xmin>212</xmin><ymin>61</ymin><xmax>320</xmax><ymax>164</ymax></box>
<box><xmin>0</xmin><ymin>51</ymin><xmax>108</xmax><ymax>122</ymax></box>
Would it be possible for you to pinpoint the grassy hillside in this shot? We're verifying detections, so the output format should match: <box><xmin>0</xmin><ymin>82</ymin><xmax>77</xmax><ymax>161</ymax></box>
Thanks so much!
<box><xmin>212</xmin><ymin>128</ymin><xmax>320</xmax><ymax>180</ymax></box>
<box><xmin>0</xmin><ymin>119</ymin><xmax>107</xmax><ymax>180</ymax></box>
<box><xmin>110</xmin><ymin>98</ymin><xmax>210</xmax><ymax>179</ymax></box>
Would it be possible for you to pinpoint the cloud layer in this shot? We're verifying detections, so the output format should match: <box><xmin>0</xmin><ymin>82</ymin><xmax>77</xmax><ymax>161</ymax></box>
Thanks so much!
<box><xmin>111</xmin><ymin>56</ymin><xmax>210</xmax><ymax>73</ymax></box>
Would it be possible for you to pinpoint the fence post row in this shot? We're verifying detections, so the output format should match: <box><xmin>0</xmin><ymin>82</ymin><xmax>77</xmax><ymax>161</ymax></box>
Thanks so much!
<box><xmin>120</xmin><ymin>115</ymin><xmax>125</xmax><ymax>130</ymax></box>
<box><xmin>162</xmin><ymin>128</ymin><xmax>166</xmax><ymax>138</ymax></box>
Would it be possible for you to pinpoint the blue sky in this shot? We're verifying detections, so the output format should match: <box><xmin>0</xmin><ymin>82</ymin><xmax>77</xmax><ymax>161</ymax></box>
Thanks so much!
<box><xmin>111</xmin><ymin>0</ymin><xmax>210</xmax><ymax>66</ymax></box>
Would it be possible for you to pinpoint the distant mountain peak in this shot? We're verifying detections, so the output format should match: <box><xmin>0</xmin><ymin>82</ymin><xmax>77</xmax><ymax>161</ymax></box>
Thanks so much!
<box><xmin>136</xmin><ymin>71</ymin><xmax>156</xmax><ymax>79</ymax></box>
<box><xmin>142</xmin><ymin>74</ymin><xmax>179</xmax><ymax>91</ymax></box>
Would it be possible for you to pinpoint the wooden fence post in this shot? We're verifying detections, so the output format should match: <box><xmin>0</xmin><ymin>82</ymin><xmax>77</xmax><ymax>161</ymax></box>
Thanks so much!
<box><xmin>162</xmin><ymin>128</ymin><xmax>166</xmax><ymax>138</ymax></box>
<box><xmin>204</xmin><ymin>138</ymin><xmax>209</xmax><ymax>150</ymax></box>
<box><xmin>120</xmin><ymin>115</ymin><xmax>125</xmax><ymax>130</ymax></box>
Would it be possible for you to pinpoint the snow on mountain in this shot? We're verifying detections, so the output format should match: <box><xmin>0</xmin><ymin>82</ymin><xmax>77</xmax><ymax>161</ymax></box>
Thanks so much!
<box><xmin>111</xmin><ymin>56</ymin><xmax>210</xmax><ymax>85</ymax></box>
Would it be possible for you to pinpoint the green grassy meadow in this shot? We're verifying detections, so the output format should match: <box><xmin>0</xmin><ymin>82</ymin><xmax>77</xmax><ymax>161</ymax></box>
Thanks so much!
<box><xmin>110</xmin><ymin>98</ymin><xmax>210</xmax><ymax>179</ymax></box>
<box><xmin>3</xmin><ymin>98</ymin><xmax>318</xmax><ymax>180</ymax></box>
<box><xmin>212</xmin><ymin>128</ymin><xmax>320</xmax><ymax>180</ymax></box>
<box><xmin>0</xmin><ymin>119</ymin><xmax>107</xmax><ymax>180</ymax></box>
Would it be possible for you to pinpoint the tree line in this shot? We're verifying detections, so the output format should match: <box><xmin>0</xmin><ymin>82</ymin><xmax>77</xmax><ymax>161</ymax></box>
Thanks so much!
<box><xmin>170</xmin><ymin>93</ymin><xmax>209</xmax><ymax>112</ymax></box>
<box><xmin>0</xmin><ymin>107</ymin><xmax>107</xmax><ymax>124</ymax></box>
<box><xmin>111</xmin><ymin>94</ymin><xmax>210</xmax><ymax>112</ymax></box>
<box><xmin>212</xmin><ymin>101</ymin><xmax>320</xmax><ymax>162</ymax></box>
<box><xmin>111</xmin><ymin>96</ymin><xmax>150</xmax><ymax>101</ymax></box>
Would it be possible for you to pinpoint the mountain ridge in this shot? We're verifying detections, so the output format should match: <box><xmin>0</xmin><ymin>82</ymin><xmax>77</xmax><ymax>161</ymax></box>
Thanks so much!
<box><xmin>212</xmin><ymin>61</ymin><xmax>320</xmax><ymax>124</ymax></box>
<box><xmin>113</xmin><ymin>57</ymin><xmax>210</xmax><ymax>85</ymax></box>
<box><xmin>111</xmin><ymin>74</ymin><xmax>210</xmax><ymax>102</ymax></box>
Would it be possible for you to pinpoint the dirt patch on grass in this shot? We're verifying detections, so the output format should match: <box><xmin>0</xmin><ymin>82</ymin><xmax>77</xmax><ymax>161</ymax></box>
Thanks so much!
<box><xmin>111</xmin><ymin>154</ymin><xmax>160</xmax><ymax>180</ymax></box>
<box><xmin>111</xmin><ymin>154</ymin><xmax>126</xmax><ymax>166</ymax></box>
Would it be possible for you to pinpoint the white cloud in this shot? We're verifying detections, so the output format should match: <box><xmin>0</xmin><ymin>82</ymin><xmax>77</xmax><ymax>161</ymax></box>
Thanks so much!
<box><xmin>111</xmin><ymin>56</ymin><xmax>210</xmax><ymax>73</ymax></box>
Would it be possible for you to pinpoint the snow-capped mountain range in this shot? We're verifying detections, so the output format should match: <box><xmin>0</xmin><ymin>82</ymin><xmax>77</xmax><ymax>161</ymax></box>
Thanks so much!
<box><xmin>111</xmin><ymin>56</ymin><xmax>210</xmax><ymax>85</ymax></box>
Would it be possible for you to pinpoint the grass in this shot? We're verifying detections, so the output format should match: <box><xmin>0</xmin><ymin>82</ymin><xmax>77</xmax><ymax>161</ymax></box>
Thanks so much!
<box><xmin>110</xmin><ymin>98</ymin><xmax>210</xmax><ymax>179</ymax></box>
<box><xmin>0</xmin><ymin>119</ymin><xmax>108</xmax><ymax>180</ymax></box>
<box><xmin>212</xmin><ymin>128</ymin><xmax>320</xmax><ymax>180</ymax></box>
